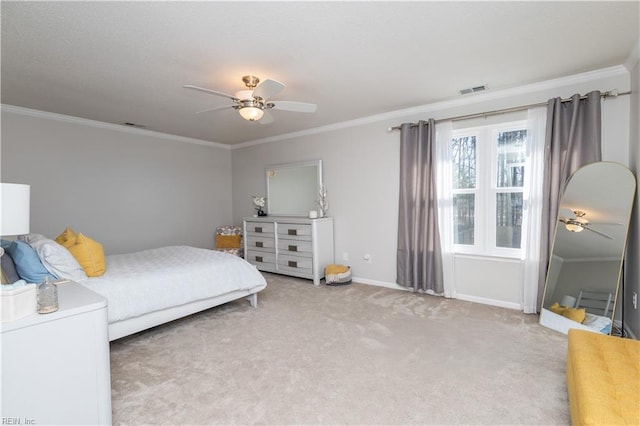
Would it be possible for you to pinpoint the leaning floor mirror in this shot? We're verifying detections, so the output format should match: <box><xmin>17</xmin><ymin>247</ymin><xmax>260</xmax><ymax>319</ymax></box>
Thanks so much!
<box><xmin>540</xmin><ymin>162</ymin><xmax>636</xmax><ymax>335</ymax></box>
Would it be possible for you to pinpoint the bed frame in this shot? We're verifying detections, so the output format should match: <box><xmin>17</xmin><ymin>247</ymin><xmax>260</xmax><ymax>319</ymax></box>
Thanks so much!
<box><xmin>539</xmin><ymin>307</ymin><xmax>609</xmax><ymax>335</ymax></box>
<box><xmin>108</xmin><ymin>285</ymin><xmax>265</xmax><ymax>341</ymax></box>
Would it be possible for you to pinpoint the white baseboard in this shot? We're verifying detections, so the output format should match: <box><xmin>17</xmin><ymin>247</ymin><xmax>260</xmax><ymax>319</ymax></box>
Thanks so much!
<box><xmin>352</xmin><ymin>276</ymin><xmax>409</xmax><ymax>292</ymax></box>
<box><xmin>352</xmin><ymin>276</ymin><xmax>521</xmax><ymax>310</ymax></box>
<box><xmin>448</xmin><ymin>294</ymin><xmax>521</xmax><ymax>310</ymax></box>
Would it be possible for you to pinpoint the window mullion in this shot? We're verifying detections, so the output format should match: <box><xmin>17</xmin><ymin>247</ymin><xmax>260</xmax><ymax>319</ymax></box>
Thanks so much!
<box><xmin>479</xmin><ymin>127</ymin><xmax>492</xmax><ymax>253</ymax></box>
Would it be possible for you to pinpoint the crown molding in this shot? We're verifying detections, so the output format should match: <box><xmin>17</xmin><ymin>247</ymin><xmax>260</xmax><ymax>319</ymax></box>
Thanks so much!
<box><xmin>624</xmin><ymin>39</ymin><xmax>640</xmax><ymax>71</ymax></box>
<box><xmin>232</xmin><ymin>65</ymin><xmax>630</xmax><ymax>149</ymax></box>
<box><xmin>1</xmin><ymin>104</ymin><xmax>231</xmax><ymax>150</ymax></box>
<box><xmin>564</xmin><ymin>257</ymin><xmax>623</xmax><ymax>263</ymax></box>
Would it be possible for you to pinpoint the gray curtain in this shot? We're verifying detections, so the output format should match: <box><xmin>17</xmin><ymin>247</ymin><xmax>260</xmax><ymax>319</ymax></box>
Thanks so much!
<box><xmin>397</xmin><ymin>119</ymin><xmax>443</xmax><ymax>293</ymax></box>
<box><xmin>537</xmin><ymin>91</ymin><xmax>602</xmax><ymax>309</ymax></box>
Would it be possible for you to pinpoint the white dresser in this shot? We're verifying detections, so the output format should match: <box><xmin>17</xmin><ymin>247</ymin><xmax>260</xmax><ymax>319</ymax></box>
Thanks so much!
<box><xmin>1</xmin><ymin>282</ymin><xmax>112</xmax><ymax>425</ymax></box>
<box><xmin>244</xmin><ymin>216</ymin><xmax>334</xmax><ymax>285</ymax></box>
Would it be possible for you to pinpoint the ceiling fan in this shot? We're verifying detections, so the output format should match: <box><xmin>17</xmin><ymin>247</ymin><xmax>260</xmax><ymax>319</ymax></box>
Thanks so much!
<box><xmin>558</xmin><ymin>209</ymin><xmax>620</xmax><ymax>240</ymax></box>
<box><xmin>183</xmin><ymin>75</ymin><xmax>317</xmax><ymax>123</ymax></box>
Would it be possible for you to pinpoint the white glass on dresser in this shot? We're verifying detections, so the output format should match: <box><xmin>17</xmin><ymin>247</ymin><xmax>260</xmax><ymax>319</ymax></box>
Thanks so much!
<box><xmin>244</xmin><ymin>216</ymin><xmax>334</xmax><ymax>285</ymax></box>
<box><xmin>1</xmin><ymin>281</ymin><xmax>112</xmax><ymax>425</ymax></box>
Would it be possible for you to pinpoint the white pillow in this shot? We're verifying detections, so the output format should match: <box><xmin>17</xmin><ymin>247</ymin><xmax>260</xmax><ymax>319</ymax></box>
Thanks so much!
<box><xmin>18</xmin><ymin>233</ymin><xmax>48</xmax><ymax>244</ymax></box>
<box><xmin>30</xmin><ymin>238</ymin><xmax>88</xmax><ymax>282</ymax></box>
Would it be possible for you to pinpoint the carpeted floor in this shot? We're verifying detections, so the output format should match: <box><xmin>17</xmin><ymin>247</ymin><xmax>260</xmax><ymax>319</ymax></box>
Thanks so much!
<box><xmin>110</xmin><ymin>273</ymin><xmax>570</xmax><ymax>425</ymax></box>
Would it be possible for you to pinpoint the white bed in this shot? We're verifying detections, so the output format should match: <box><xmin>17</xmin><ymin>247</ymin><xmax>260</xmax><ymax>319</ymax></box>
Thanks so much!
<box><xmin>540</xmin><ymin>289</ymin><xmax>615</xmax><ymax>335</ymax></box>
<box><xmin>539</xmin><ymin>308</ymin><xmax>612</xmax><ymax>335</ymax></box>
<box><xmin>79</xmin><ymin>246</ymin><xmax>267</xmax><ymax>341</ymax></box>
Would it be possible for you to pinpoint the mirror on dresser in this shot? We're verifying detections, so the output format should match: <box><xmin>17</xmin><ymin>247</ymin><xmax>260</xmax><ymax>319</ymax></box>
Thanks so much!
<box><xmin>539</xmin><ymin>162</ymin><xmax>636</xmax><ymax>335</ymax></box>
<box><xmin>266</xmin><ymin>160</ymin><xmax>322</xmax><ymax>216</ymax></box>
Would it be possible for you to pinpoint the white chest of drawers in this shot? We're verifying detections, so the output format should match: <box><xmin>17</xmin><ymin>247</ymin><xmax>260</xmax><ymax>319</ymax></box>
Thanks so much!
<box><xmin>244</xmin><ymin>216</ymin><xmax>334</xmax><ymax>285</ymax></box>
<box><xmin>1</xmin><ymin>281</ymin><xmax>112</xmax><ymax>425</ymax></box>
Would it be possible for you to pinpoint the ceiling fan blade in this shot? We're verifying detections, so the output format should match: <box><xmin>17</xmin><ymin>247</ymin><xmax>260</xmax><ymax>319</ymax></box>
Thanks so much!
<box><xmin>270</xmin><ymin>101</ymin><xmax>317</xmax><ymax>113</ymax></box>
<box><xmin>183</xmin><ymin>85</ymin><xmax>238</xmax><ymax>102</ymax></box>
<box><xmin>559</xmin><ymin>208</ymin><xmax>576</xmax><ymax>220</ymax></box>
<box><xmin>252</xmin><ymin>79</ymin><xmax>285</xmax><ymax>100</ymax></box>
<box><xmin>195</xmin><ymin>105</ymin><xmax>234</xmax><ymax>114</ymax></box>
<box><xmin>259</xmin><ymin>110</ymin><xmax>275</xmax><ymax>125</ymax></box>
<box><xmin>584</xmin><ymin>226</ymin><xmax>614</xmax><ymax>240</ymax></box>
<box><xmin>589</xmin><ymin>221</ymin><xmax>624</xmax><ymax>226</ymax></box>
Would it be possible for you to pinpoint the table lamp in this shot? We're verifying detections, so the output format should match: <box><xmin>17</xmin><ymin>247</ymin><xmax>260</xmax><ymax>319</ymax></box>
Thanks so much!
<box><xmin>1</xmin><ymin>183</ymin><xmax>31</xmax><ymax>284</ymax></box>
<box><xmin>1</xmin><ymin>183</ymin><xmax>30</xmax><ymax>235</ymax></box>
<box><xmin>561</xmin><ymin>295</ymin><xmax>577</xmax><ymax>308</ymax></box>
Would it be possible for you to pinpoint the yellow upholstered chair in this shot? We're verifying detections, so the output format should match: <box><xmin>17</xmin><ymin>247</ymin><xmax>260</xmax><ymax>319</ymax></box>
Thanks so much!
<box><xmin>214</xmin><ymin>225</ymin><xmax>243</xmax><ymax>257</ymax></box>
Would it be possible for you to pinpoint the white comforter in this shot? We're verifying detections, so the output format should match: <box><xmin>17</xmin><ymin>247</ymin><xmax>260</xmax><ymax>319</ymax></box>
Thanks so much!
<box><xmin>79</xmin><ymin>246</ymin><xmax>267</xmax><ymax>323</ymax></box>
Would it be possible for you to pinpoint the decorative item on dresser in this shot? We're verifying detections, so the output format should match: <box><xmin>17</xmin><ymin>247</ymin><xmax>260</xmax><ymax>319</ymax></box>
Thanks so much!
<box><xmin>252</xmin><ymin>196</ymin><xmax>267</xmax><ymax>217</ymax></box>
<box><xmin>244</xmin><ymin>216</ymin><xmax>334</xmax><ymax>285</ymax></box>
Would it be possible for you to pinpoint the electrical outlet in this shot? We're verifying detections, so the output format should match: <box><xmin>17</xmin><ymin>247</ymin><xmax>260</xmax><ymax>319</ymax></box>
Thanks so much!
<box><xmin>633</xmin><ymin>292</ymin><xmax>638</xmax><ymax>310</ymax></box>
<box><xmin>363</xmin><ymin>253</ymin><xmax>372</xmax><ymax>264</ymax></box>
<box><xmin>342</xmin><ymin>252</ymin><xmax>349</xmax><ymax>262</ymax></box>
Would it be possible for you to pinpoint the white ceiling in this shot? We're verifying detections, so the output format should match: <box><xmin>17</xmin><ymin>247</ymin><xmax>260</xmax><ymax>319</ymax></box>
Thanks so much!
<box><xmin>1</xmin><ymin>1</ymin><xmax>638</xmax><ymax>145</ymax></box>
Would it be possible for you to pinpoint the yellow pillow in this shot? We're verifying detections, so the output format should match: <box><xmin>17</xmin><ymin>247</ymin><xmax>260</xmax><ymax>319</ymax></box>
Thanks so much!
<box><xmin>562</xmin><ymin>307</ymin><xmax>586</xmax><ymax>323</ymax></box>
<box><xmin>55</xmin><ymin>227</ymin><xmax>77</xmax><ymax>249</ymax></box>
<box><xmin>68</xmin><ymin>233</ymin><xmax>106</xmax><ymax>277</ymax></box>
<box><xmin>548</xmin><ymin>302</ymin><xmax>567</xmax><ymax>315</ymax></box>
<box><xmin>216</xmin><ymin>234</ymin><xmax>241</xmax><ymax>249</ymax></box>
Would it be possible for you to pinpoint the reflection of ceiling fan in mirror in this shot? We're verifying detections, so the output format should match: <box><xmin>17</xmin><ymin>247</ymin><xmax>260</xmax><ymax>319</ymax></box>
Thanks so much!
<box><xmin>558</xmin><ymin>209</ymin><xmax>621</xmax><ymax>240</ymax></box>
<box><xmin>183</xmin><ymin>75</ymin><xmax>317</xmax><ymax>124</ymax></box>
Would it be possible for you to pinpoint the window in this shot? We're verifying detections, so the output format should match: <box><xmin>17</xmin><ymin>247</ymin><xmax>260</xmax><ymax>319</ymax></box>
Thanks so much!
<box><xmin>451</xmin><ymin>121</ymin><xmax>527</xmax><ymax>257</ymax></box>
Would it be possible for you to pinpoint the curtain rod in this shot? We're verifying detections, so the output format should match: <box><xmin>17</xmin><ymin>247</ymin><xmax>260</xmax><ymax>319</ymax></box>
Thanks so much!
<box><xmin>387</xmin><ymin>89</ymin><xmax>631</xmax><ymax>131</ymax></box>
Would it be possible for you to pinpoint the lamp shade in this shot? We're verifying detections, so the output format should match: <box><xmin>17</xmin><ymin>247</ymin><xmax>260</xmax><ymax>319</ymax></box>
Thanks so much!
<box><xmin>561</xmin><ymin>295</ymin><xmax>577</xmax><ymax>308</ymax></box>
<box><xmin>238</xmin><ymin>107</ymin><xmax>264</xmax><ymax>121</ymax></box>
<box><xmin>565</xmin><ymin>223</ymin><xmax>583</xmax><ymax>233</ymax></box>
<box><xmin>1</xmin><ymin>183</ymin><xmax>30</xmax><ymax>236</ymax></box>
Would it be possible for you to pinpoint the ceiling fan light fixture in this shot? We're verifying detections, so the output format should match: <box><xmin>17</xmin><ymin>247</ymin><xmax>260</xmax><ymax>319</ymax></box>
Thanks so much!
<box><xmin>238</xmin><ymin>106</ymin><xmax>264</xmax><ymax>121</ymax></box>
<box><xmin>565</xmin><ymin>222</ymin><xmax>584</xmax><ymax>233</ymax></box>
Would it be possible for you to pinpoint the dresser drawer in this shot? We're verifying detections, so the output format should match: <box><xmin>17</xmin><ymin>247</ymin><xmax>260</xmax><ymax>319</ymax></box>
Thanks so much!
<box><xmin>277</xmin><ymin>223</ymin><xmax>312</xmax><ymax>240</ymax></box>
<box><xmin>277</xmin><ymin>254</ymin><xmax>313</xmax><ymax>275</ymax></box>
<box><xmin>277</xmin><ymin>239</ymin><xmax>313</xmax><ymax>257</ymax></box>
<box><xmin>245</xmin><ymin>221</ymin><xmax>275</xmax><ymax>234</ymax></box>
<box><xmin>246</xmin><ymin>235</ymin><xmax>276</xmax><ymax>252</ymax></box>
<box><xmin>246</xmin><ymin>250</ymin><xmax>276</xmax><ymax>267</ymax></box>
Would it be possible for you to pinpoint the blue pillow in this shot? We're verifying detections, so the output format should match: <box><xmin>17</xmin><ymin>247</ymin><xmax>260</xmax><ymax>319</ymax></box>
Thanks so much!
<box><xmin>1</xmin><ymin>251</ymin><xmax>21</xmax><ymax>283</ymax></box>
<box><xmin>6</xmin><ymin>240</ymin><xmax>56</xmax><ymax>283</ymax></box>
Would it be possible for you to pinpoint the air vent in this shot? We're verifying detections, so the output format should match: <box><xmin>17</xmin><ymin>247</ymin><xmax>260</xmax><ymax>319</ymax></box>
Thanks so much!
<box><xmin>123</xmin><ymin>122</ymin><xmax>146</xmax><ymax>129</ymax></box>
<box><xmin>459</xmin><ymin>85</ymin><xmax>487</xmax><ymax>95</ymax></box>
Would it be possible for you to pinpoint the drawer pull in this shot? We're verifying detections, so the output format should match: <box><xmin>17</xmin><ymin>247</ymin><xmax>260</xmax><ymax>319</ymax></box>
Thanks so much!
<box><xmin>255</xmin><ymin>227</ymin><xmax>263</xmax><ymax>233</ymax></box>
<box><xmin>255</xmin><ymin>256</ymin><xmax>263</xmax><ymax>263</ymax></box>
<box><xmin>255</xmin><ymin>241</ymin><xmax>264</xmax><ymax>248</ymax></box>
<box><xmin>288</xmin><ymin>245</ymin><xmax>298</xmax><ymax>252</ymax></box>
<box><xmin>288</xmin><ymin>260</ymin><xmax>298</xmax><ymax>268</ymax></box>
<box><xmin>288</xmin><ymin>229</ymin><xmax>297</xmax><ymax>236</ymax></box>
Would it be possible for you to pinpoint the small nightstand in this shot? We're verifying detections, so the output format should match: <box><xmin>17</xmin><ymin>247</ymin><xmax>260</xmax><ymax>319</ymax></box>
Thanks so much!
<box><xmin>1</xmin><ymin>281</ymin><xmax>112</xmax><ymax>425</ymax></box>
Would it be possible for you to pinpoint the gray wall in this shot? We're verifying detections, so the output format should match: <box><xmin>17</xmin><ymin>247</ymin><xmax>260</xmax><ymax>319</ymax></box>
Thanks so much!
<box><xmin>626</xmin><ymin>56</ymin><xmax>640</xmax><ymax>338</ymax></box>
<box><xmin>549</xmin><ymin>260</ymin><xmax>621</xmax><ymax>315</ymax></box>
<box><xmin>1</xmin><ymin>109</ymin><xmax>232</xmax><ymax>254</ymax></box>
<box><xmin>231</xmin><ymin>68</ymin><xmax>632</xmax><ymax>308</ymax></box>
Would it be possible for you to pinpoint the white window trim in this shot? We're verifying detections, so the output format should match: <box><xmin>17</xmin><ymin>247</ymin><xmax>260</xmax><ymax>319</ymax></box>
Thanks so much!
<box><xmin>452</xmin><ymin>120</ymin><xmax>527</xmax><ymax>258</ymax></box>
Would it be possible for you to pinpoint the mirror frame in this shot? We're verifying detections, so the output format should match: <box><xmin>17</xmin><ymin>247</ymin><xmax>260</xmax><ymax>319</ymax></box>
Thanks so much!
<box><xmin>265</xmin><ymin>160</ymin><xmax>323</xmax><ymax>217</ymax></box>
<box><xmin>540</xmin><ymin>161</ymin><xmax>636</xmax><ymax>335</ymax></box>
